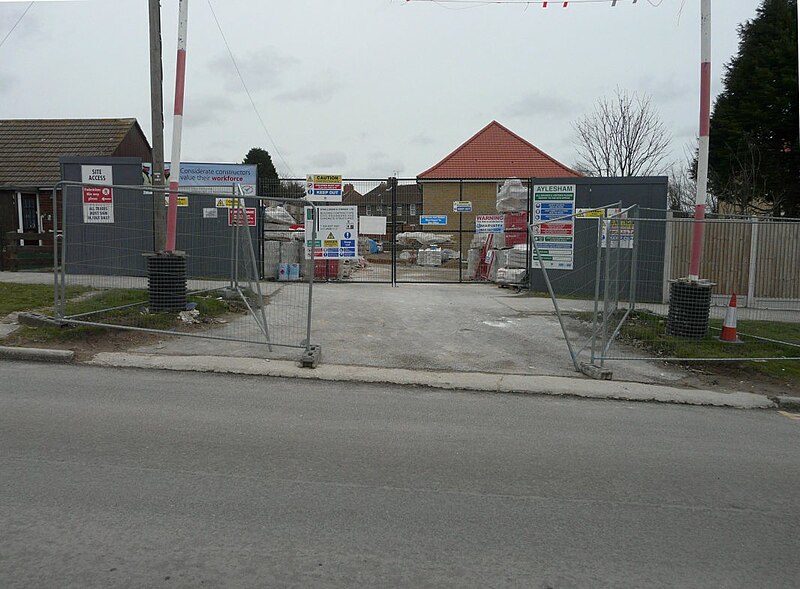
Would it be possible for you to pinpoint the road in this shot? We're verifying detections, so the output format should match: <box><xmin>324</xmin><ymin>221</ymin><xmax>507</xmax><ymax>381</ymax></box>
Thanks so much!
<box><xmin>1</xmin><ymin>361</ymin><xmax>798</xmax><ymax>588</ymax></box>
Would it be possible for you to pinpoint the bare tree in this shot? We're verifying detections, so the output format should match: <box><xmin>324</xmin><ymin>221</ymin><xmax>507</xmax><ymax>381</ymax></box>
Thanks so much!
<box><xmin>712</xmin><ymin>135</ymin><xmax>777</xmax><ymax>216</ymax></box>
<box><xmin>573</xmin><ymin>88</ymin><xmax>672</xmax><ymax>177</ymax></box>
<box><xmin>667</xmin><ymin>142</ymin><xmax>715</xmax><ymax>213</ymax></box>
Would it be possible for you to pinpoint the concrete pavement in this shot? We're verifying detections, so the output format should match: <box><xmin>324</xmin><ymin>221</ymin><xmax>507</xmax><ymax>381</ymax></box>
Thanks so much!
<box><xmin>90</xmin><ymin>352</ymin><xmax>776</xmax><ymax>409</ymax></box>
<box><xmin>1</xmin><ymin>272</ymin><xmax>794</xmax><ymax>407</ymax></box>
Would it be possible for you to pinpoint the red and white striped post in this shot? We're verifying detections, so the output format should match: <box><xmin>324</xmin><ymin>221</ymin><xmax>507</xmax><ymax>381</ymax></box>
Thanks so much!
<box><xmin>165</xmin><ymin>0</ymin><xmax>189</xmax><ymax>253</ymax></box>
<box><xmin>688</xmin><ymin>0</ymin><xmax>711</xmax><ymax>280</ymax></box>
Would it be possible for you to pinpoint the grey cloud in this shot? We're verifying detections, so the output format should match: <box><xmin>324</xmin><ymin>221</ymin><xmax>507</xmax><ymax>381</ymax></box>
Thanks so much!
<box><xmin>274</xmin><ymin>80</ymin><xmax>342</xmax><ymax>104</ymax></box>
<box><xmin>185</xmin><ymin>94</ymin><xmax>239</xmax><ymax>127</ymax></box>
<box><xmin>638</xmin><ymin>75</ymin><xmax>694</xmax><ymax>105</ymax></box>
<box><xmin>503</xmin><ymin>93</ymin><xmax>581</xmax><ymax>119</ymax></box>
<box><xmin>410</xmin><ymin>133</ymin><xmax>435</xmax><ymax>146</ymax></box>
<box><xmin>207</xmin><ymin>47</ymin><xmax>298</xmax><ymax>91</ymax></box>
<box><xmin>362</xmin><ymin>153</ymin><xmax>405</xmax><ymax>177</ymax></box>
<box><xmin>309</xmin><ymin>151</ymin><xmax>348</xmax><ymax>168</ymax></box>
<box><xmin>0</xmin><ymin>73</ymin><xmax>15</xmax><ymax>94</ymax></box>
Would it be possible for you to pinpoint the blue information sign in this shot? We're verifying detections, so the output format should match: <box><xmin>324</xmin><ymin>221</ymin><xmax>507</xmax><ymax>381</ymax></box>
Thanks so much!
<box><xmin>420</xmin><ymin>215</ymin><xmax>448</xmax><ymax>226</ymax></box>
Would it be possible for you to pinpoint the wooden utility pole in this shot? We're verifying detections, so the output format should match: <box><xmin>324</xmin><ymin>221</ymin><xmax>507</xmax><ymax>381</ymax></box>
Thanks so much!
<box><xmin>148</xmin><ymin>0</ymin><xmax>167</xmax><ymax>251</ymax></box>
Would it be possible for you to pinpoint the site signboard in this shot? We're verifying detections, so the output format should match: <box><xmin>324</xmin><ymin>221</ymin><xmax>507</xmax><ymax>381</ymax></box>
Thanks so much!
<box><xmin>304</xmin><ymin>205</ymin><xmax>359</xmax><ymax>260</ymax></box>
<box><xmin>81</xmin><ymin>165</ymin><xmax>114</xmax><ymax>224</ymax></box>
<box><xmin>532</xmin><ymin>184</ymin><xmax>576</xmax><ymax>270</ymax></box>
<box><xmin>305</xmin><ymin>174</ymin><xmax>343</xmax><ymax>202</ymax></box>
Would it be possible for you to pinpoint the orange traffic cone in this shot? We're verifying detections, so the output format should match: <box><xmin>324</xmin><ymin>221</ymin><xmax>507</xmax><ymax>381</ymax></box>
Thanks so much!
<box><xmin>718</xmin><ymin>294</ymin><xmax>742</xmax><ymax>343</ymax></box>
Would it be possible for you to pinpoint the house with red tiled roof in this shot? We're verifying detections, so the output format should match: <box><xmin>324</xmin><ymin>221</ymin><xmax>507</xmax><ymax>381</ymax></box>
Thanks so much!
<box><xmin>416</xmin><ymin>121</ymin><xmax>579</xmax><ymax>240</ymax></box>
<box><xmin>418</xmin><ymin>120</ymin><xmax>580</xmax><ymax>181</ymax></box>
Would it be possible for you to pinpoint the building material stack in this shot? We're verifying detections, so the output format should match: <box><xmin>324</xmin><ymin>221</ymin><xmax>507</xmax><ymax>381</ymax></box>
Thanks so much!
<box><xmin>492</xmin><ymin>180</ymin><xmax>529</xmax><ymax>286</ymax></box>
<box><xmin>264</xmin><ymin>205</ymin><xmax>304</xmax><ymax>280</ymax></box>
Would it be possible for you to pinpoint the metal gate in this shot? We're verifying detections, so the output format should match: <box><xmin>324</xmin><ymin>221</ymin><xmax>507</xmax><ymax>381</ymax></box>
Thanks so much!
<box><xmin>259</xmin><ymin>177</ymin><xmax>530</xmax><ymax>285</ymax></box>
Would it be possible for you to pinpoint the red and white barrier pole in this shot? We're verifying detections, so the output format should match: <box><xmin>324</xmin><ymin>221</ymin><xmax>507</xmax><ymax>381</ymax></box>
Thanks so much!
<box><xmin>166</xmin><ymin>0</ymin><xmax>189</xmax><ymax>253</ymax></box>
<box><xmin>689</xmin><ymin>0</ymin><xmax>711</xmax><ymax>280</ymax></box>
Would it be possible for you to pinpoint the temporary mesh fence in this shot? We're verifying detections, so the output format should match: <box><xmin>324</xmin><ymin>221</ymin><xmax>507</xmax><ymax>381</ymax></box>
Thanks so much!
<box><xmin>528</xmin><ymin>203</ymin><xmax>622</xmax><ymax>371</ymax></box>
<box><xmin>52</xmin><ymin>181</ymin><xmax>314</xmax><ymax>352</ymax></box>
<box><xmin>600</xmin><ymin>215</ymin><xmax>800</xmax><ymax>363</ymax></box>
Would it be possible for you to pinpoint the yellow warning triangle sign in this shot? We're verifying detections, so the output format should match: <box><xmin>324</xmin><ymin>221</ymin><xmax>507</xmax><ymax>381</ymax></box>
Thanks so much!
<box><xmin>327</xmin><ymin>232</ymin><xmax>335</xmax><ymax>240</ymax></box>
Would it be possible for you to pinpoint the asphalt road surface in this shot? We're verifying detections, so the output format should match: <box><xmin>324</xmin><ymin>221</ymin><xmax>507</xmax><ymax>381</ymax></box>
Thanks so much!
<box><xmin>1</xmin><ymin>361</ymin><xmax>798</xmax><ymax>588</ymax></box>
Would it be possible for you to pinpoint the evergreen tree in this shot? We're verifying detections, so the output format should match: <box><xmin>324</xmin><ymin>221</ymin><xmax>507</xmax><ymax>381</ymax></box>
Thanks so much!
<box><xmin>243</xmin><ymin>147</ymin><xmax>279</xmax><ymax>182</ymax></box>
<box><xmin>708</xmin><ymin>0</ymin><xmax>799</xmax><ymax>216</ymax></box>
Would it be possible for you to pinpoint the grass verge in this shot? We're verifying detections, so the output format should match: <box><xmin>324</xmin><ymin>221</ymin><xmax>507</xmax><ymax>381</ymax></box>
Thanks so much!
<box><xmin>0</xmin><ymin>282</ymin><xmax>87</xmax><ymax>316</ymax></box>
<box><xmin>3</xmin><ymin>286</ymin><xmax>245</xmax><ymax>346</ymax></box>
<box><xmin>617</xmin><ymin>310</ymin><xmax>800</xmax><ymax>382</ymax></box>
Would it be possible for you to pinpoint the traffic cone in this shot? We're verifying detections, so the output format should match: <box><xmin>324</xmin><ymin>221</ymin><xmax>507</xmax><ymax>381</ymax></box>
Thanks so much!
<box><xmin>718</xmin><ymin>294</ymin><xmax>742</xmax><ymax>343</ymax></box>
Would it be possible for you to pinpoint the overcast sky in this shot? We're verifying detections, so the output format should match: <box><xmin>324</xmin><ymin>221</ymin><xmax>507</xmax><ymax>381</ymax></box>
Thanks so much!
<box><xmin>0</xmin><ymin>0</ymin><xmax>759</xmax><ymax>178</ymax></box>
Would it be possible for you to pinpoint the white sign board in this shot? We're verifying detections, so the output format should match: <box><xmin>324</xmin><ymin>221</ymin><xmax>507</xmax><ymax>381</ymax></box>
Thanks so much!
<box><xmin>475</xmin><ymin>214</ymin><xmax>504</xmax><ymax>234</ymax></box>
<box><xmin>576</xmin><ymin>208</ymin><xmax>635</xmax><ymax>249</ymax></box>
<box><xmin>532</xmin><ymin>184</ymin><xmax>576</xmax><ymax>270</ymax></box>
<box><xmin>304</xmin><ymin>205</ymin><xmax>358</xmax><ymax>260</ymax></box>
<box><xmin>305</xmin><ymin>174</ymin><xmax>343</xmax><ymax>202</ymax></box>
<box><xmin>359</xmin><ymin>215</ymin><xmax>387</xmax><ymax>235</ymax></box>
<box><xmin>453</xmin><ymin>201</ymin><xmax>473</xmax><ymax>213</ymax></box>
<box><xmin>81</xmin><ymin>165</ymin><xmax>114</xmax><ymax>224</ymax></box>
<box><xmin>143</xmin><ymin>162</ymin><xmax>257</xmax><ymax>196</ymax></box>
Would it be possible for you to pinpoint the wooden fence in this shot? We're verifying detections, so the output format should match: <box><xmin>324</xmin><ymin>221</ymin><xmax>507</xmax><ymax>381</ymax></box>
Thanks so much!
<box><xmin>667</xmin><ymin>218</ymin><xmax>800</xmax><ymax>304</ymax></box>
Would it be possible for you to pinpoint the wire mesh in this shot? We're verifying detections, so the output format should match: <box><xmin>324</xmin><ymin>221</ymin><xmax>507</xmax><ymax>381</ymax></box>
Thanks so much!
<box><xmin>53</xmin><ymin>182</ymin><xmax>312</xmax><ymax>350</ymax></box>
<box><xmin>529</xmin><ymin>203</ymin><xmax>623</xmax><ymax>370</ymax></box>
<box><xmin>598</xmin><ymin>215</ymin><xmax>800</xmax><ymax>363</ymax></box>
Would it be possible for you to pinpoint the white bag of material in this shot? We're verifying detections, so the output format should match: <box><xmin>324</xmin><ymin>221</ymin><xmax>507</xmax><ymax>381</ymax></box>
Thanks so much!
<box><xmin>505</xmin><ymin>268</ymin><xmax>526</xmax><ymax>283</ymax></box>
<box><xmin>470</xmin><ymin>232</ymin><xmax>504</xmax><ymax>249</ymax></box>
<box><xmin>263</xmin><ymin>205</ymin><xmax>296</xmax><ymax>225</ymax></box>
<box><xmin>397</xmin><ymin>232</ymin><xmax>453</xmax><ymax>247</ymax></box>
<box><xmin>441</xmin><ymin>249</ymin><xmax>460</xmax><ymax>262</ymax></box>
<box><xmin>506</xmin><ymin>244</ymin><xmax>528</xmax><ymax>269</ymax></box>
<box><xmin>496</xmin><ymin>179</ymin><xmax>528</xmax><ymax>213</ymax></box>
<box><xmin>467</xmin><ymin>248</ymin><xmax>480</xmax><ymax>277</ymax></box>
<box><xmin>417</xmin><ymin>248</ymin><xmax>443</xmax><ymax>267</ymax></box>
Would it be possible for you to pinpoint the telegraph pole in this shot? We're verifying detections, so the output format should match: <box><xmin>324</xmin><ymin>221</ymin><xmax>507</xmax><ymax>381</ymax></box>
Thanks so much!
<box><xmin>148</xmin><ymin>0</ymin><xmax>166</xmax><ymax>251</ymax></box>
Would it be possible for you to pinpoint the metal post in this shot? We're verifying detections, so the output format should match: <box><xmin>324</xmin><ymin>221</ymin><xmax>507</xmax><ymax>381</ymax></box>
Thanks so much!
<box><xmin>747</xmin><ymin>218</ymin><xmax>759</xmax><ymax>307</ymax></box>
<box><xmin>662</xmin><ymin>210</ymin><xmax>674</xmax><ymax>304</ymax></box>
<box><xmin>305</xmin><ymin>204</ymin><xmax>316</xmax><ymax>354</ymax></box>
<box><xmin>531</xmin><ymin>230</ymin><xmax>580</xmax><ymax>371</ymax></box>
<box><xmin>148</xmin><ymin>0</ymin><xmax>167</xmax><ymax>252</ymax></box>
<box><xmin>527</xmin><ymin>179</ymin><xmax>533</xmax><ymax>291</ymax></box>
<box><xmin>390</xmin><ymin>177</ymin><xmax>397</xmax><ymax>287</ymax></box>
<box><xmin>52</xmin><ymin>184</ymin><xmax>60</xmax><ymax>317</ymax></box>
<box><xmin>600</xmin><ymin>218</ymin><xmax>613</xmax><ymax>367</ymax></box>
<box><xmin>688</xmin><ymin>0</ymin><xmax>711</xmax><ymax>280</ymax></box>
<box><xmin>590</xmin><ymin>214</ymin><xmax>604</xmax><ymax>364</ymax></box>
<box><xmin>458</xmin><ymin>179</ymin><xmax>463</xmax><ymax>283</ymax></box>
<box><xmin>230</xmin><ymin>184</ymin><xmax>237</xmax><ymax>289</ymax></box>
<box><xmin>59</xmin><ymin>180</ymin><xmax>68</xmax><ymax>317</ymax></box>
<box><xmin>628</xmin><ymin>205</ymin><xmax>639</xmax><ymax>312</ymax></box>
<box><xmin>165</xmin><ymin>0</ymin><xmax>189</xmax><ymax>252</ymax></box>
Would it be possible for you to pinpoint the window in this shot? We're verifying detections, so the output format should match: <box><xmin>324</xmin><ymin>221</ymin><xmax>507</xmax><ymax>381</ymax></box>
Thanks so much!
<box><xmin>397</xmin><ymin>204</ymin><xmax>403</xmax><ymax>216</ymax></box>
<box><xmin>409</xmin><ymin>204</ymin><xmax>417</xmax><ymax>217</ymax></box>
<box><xmin>21</xmin><ymin>194</ymin><xmax>38</xmax><ymax>232</ymax></box>
<box><xmin>366</xmin><ymin>205</ymin><xmax>372</xmax><ymax>216</ymax></box>
<box><xmin>376</xmin><ymin>205</ymin><xmax>383</xmax><ymax>216</ymax></box>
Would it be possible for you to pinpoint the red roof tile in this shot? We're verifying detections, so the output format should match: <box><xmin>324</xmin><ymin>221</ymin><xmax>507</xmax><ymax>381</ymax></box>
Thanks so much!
<box><xmin>417</xmin><ymin>120</ymin><xmax>580</xmax><ymax>180</ymax></box>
